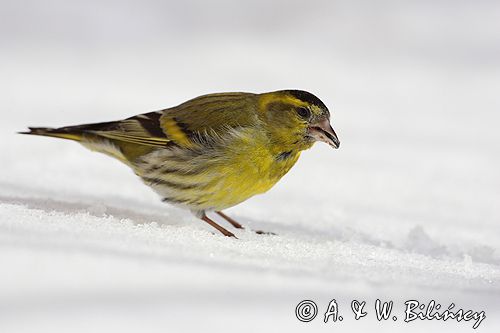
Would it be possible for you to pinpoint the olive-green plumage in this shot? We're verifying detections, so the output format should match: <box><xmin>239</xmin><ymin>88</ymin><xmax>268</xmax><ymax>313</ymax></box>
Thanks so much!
<box><xmin>21</xmin><ymin>90</ymin><xmax>340</xmax><ymax>237</ymax></box>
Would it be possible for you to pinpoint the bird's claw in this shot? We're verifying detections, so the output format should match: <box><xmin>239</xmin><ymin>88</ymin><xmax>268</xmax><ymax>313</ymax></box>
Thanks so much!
<box><xmin>254</xmin><ymin>229</ymin><xmax>277</xmax><ymax>235</ymax></box>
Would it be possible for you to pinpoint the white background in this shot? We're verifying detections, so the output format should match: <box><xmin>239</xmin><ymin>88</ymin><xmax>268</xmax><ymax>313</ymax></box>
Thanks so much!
<box><xmin>1</xmin><ymin>0</ymin><xmax>499</xmax><ymax>332</ymax></box>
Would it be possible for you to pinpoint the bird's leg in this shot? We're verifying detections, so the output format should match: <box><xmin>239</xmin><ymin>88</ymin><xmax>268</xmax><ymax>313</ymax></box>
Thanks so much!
<box><xmin>200</xmin><ymin>213</ymin><xmax>237</xmax><ymax>238</ymax></box>
<box><xmin>216</xmin><ymin>211</ymin><xmax>276</xmax><ymax>235</ymax></box>
<box><xmin>215</xmin><ymin>211</ymin><xmax>243</xmax><ymax>229</ymax></box>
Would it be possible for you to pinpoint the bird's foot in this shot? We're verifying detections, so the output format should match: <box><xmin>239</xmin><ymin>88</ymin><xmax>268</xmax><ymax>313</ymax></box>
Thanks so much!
<box><xmin>254</xmin><ymin>229</ymin><xmax>277</xmax><ymax>235</ymax></box>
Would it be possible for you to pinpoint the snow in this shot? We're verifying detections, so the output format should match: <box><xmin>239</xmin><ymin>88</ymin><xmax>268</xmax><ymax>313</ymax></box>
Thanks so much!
<box><xmin>1</xmin><ymin>1</ymin><xmax>500</xmax><ymax>332</ymax></box>
<box><xmin>1</xmin><ymin>198</ymin><xmax>498</xmax><ymax>332</ymax></box>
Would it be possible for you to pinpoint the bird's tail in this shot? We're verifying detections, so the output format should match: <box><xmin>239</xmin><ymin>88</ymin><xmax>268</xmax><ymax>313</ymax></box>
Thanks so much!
<box><xmin>19</xmin><ymin>122</ymin><xmax>142</xmax><ymax>166</ymax></box>
<box><xmin>18</xmin><ymin>126</ymin><xmax>84</xmax><ymax>142</ymax></box>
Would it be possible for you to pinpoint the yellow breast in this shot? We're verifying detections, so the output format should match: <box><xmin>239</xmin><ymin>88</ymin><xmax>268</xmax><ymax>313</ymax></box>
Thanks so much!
<box><xmin>202</xmin><ymin>130</ymin><xmax>301</xmax><ymax>210</ymax></box>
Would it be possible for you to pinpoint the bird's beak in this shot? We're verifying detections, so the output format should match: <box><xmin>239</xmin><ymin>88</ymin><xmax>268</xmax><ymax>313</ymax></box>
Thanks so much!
<box><xmin>308</xmin><ymin>118</ymin><xmax>340</xmax><ymax>149</ymax></box>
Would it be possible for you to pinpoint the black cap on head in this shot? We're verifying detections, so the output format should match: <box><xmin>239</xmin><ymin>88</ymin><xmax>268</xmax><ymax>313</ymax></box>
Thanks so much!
<box><xmin>285</xmin><ymin>90</ymin><xmax>328</xmax><ymax>111</ymax></box>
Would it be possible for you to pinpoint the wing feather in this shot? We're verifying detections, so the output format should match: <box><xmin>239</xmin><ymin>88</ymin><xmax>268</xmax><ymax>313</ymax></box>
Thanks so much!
<box><xmin>158</xmin><ymin>92</ymin><xmax>258</xmax><ymax>147</ymax></box>
<box><xmin>90</xmin><ymin>112</ymin><xmax>170</xmax><ymax>147</ymax></box>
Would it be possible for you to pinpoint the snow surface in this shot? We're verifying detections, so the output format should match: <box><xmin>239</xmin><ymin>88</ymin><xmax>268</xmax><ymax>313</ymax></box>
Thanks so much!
<box><xmin>1</xmin><ymin>1</ymin><xmax>500</xmax><ymax>332</ymax></box>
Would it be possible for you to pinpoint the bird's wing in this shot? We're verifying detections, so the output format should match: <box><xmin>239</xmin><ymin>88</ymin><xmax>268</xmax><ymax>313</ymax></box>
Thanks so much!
<box><xmin>89</xmin><ymin>112</ymin><xmax>170</xmax><ymax>147</ymax></box>
<box><xmin>159</xmin><ymin>92</ymin><xmax>258</xmax><ymax>147</ymax></box>
<box><xmin>87</xmin><ymin>92</ymin><xmax>257</xmax><ymax>149</ymax></box>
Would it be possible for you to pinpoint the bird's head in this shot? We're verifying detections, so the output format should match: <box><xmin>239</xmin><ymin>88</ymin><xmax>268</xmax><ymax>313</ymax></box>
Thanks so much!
<box><xmin>258</xmin><ymin>90</ymin><xmax>340</xmax><ymax>151</ymax></box>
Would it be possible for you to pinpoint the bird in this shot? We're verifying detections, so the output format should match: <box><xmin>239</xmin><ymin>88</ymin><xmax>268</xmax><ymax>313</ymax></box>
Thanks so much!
<box><xmin>20</xmin><ymin>90</ymin><xmax>340</xmax><ymax>238</ymax></box>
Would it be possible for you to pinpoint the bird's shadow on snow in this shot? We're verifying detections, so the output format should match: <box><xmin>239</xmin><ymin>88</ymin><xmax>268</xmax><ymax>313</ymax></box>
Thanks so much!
<box><xmin>0</xmin><ymin>192</ymin><xmax>387</xmax><ymax>247</ymax></box>
<box><xmin>0</xmin><ymin>181</ymin><xmax>367</xmax><ymax>243</ymax></box>
<box><xmin>1</xmin><ymin>185</ymin><xmax>499</xmax><ymax>268</ymax></box>
<box><xmin>0</xmin><ymin>195</ymin><xmax>186</xmax><ymax>225</ymax></box>
<box><xmin>0</xmin><ymin>186</ymin><xmax>398</xmax><ymax>264</ymax></box>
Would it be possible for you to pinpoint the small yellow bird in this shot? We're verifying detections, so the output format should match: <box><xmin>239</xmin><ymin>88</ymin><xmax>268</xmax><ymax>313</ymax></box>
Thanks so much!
<box><xmin>21</xmin><ymin>90</ymin><xmax>339</xmax><ymax>237</ymax></box>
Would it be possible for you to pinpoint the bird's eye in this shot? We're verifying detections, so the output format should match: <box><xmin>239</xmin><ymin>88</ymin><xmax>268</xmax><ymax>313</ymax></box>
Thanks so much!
<box><xmin>297</xmin><ymin>107</ymin><xmax>310</xmax><ymax>119</ymax></box>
